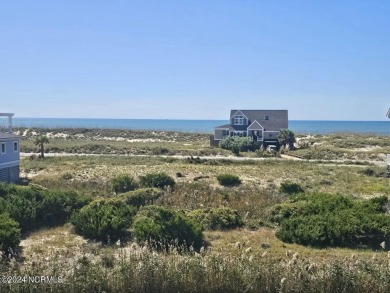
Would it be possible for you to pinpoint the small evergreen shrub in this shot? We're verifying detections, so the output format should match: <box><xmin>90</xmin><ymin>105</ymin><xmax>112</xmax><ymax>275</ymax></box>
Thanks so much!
<box><xmin>132</xmin><ymin>205</ymin><xmax>203</xmax><ymax>250</ymax></box>
<box><xmin>216</xmin><ymin>174</ymin><xmax>241</xmax><ymax>187</ymax></box>
<box><xmin>139</xmin><ymin>173</ymin><xmax>175</xmax><ymax>189</ymax></box>
<box><xmin>121</xmin><ymin>188</ymin><xmax>163</xmax><ymax>208</ymax></box>
<box><xmin>0</xmin><ymin>183</ymin><xmax>91</xmax><ymax>231</ymax></box>
<box><xmin>71</xmin><ymin>198</ymin><xmax>137</xmax><ymax>242</ymax></box>
<box><xmin>358</xmin><ymin>168</ymin><xmax>376</xmax><ymax>177</ymax></box>
<box><xmin>112</xmin><ymin>174</ymin><xmax>138</xmax><ymax>194</ymax></box>
<box><xmin>279</xmin><ymin>181</ymin><xmax>304</xmax><ymax>194</ymax></box>
<box><xmin>271</xmin><ymin>193</ymin><xmax>390</xmax><ymax>249</ymax></box>
<box><xmin>0</xmin><ymin>213</ymin><xmax>21</xmax><ymax>253</ymax></box>
<box><xmin>219</xmin><ymin>136</ymin><xmax>261</xmax><ymax>152</ymax></box>
<box><xmin>187</xmin><ymin>207</ymin><xmax>243</xmax><ymax>230</ymax></box>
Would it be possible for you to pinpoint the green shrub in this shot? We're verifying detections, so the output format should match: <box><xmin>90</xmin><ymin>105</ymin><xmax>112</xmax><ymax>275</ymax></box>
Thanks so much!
<box><xmin>72</xmin><ymin>198</ymin><xmax>137</xmax><ymax>242</ymax></box>
<box><xmin>219</xmin><ymin>136</ymin><xmax>260</xmax><ymax>152</ymax></box>
<box><xmin>216</xmin><ymin>174</ymin><xmax>241</xmax><ymax>187</ymax></box>
<box><xmin>278</xmin><ymin>129</ymin><xmax>296</xmax><ymax>149</ymax></box>
<box><xmin>279</xmin><ymin>181</ymin><xmax>304</xmax><ymax>194</ymax></box>
<box><xmin>358</xmin><ymin>168</ymin><xmax>376</xmax><ymax>177</ymax></box>
<box><xmin>0</xmin><ymin>213</ymin><xmax>21</xmax><ymax>253</ymax></box>
<box><xmin>271</xmin><ymin>193</ymin><xmax>390</xmax><ymax>249</ymax></box>
<box><xmin>39</xmin><ymin>190</ymin><xmax>91</xmax><ymax>226</ymax></box>
<box><xmin>139</xmin><ymin>173</ymin><xmax>175</xmax><ymax>189</ymax></box>
<box><xmin>120</xmin><ymin>188</ymin><xmax>163</xmax><ymax>208</ymax></box>
<box><xmin>187</xmin><ymin>207</ymin><xmax>243</xmax><ymax>230</ymax></box>
<box><xmin>112</xmin><ymin>174</ymin><xmax>138</xmax><ymax>194</ymax></box>
<box><xmin>132</xmin><ymin>205</ymin><xmax>203</xmax><ymax>250</ymax></box>
<box><xmin>0</xmin><ymin>183</ymin><xmax>91</xmax><ymax>231</ymax></box>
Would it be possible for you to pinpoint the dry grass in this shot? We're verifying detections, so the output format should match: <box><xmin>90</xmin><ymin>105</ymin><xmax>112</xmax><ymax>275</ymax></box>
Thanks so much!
<box><xmin>5</xmin><ymin>129</ymin><xmax>390</xmax><ymax>292</ymax></box>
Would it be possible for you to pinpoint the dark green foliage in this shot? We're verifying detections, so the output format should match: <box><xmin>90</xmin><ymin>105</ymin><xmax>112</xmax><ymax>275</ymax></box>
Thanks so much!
<box><xmin>39</xmin><ymin>190</ymin><xmax>91</xmax><ymax>226</ymax></box>
<box><xmin>139</xmin><ymin>172</ymin><xmax>175</xmax><ymax>189</ymax></box>
<box><xmin>132</xmin><ymin>205</ymin><xmax>203</xmax><ymax>250</ymax></box>
<box><xmin>279</xmin><ymin>181</ymin><xmax>304</xmax><ymax>194</ymax></box>
<box><xmin>72</xmin><ymin>198</ymin><xmax>137</xmax><ymax>242</ymax></box>
<box><xmin>358</xmin><ymin>168</ymin><xmax>376</xmax><ymax>177</ymax></box>
<box><xmin>278</xmin><ymin>129</ymin><xmax>296</xmax><ymax>149</ymax></box>
<box><xmin>271</xmin><ymin>193</ymin><xmax>390</xmax><ymax>249</ymax></box>
<box><xmin>216</xmin><ymin>174</ymin><xmax>241</xmax><ymax>186</ymax></box>
<box><xmin>219</xmin><ymin>136</ymin><xmax>261</xmax><ymax>152</ymax></box>
<box><xmin>187</xmin><ymin>207</ymin><xmax>243</xmax><ymax>230</ymax></box>
<box><xmin>112</xmin><ymin>174</ymin><xmax>138</xmax><ymax>194</ymax></box>
<box><xmin>0</xmin><ymin>183</ymin><xmax>91</xmax><ymax>232</ymax></box>
<box><xmin>120</xmin><ymin>188</ymin><xmax>163</xmax><ymax>208</ymax></box>
<box><xmin>0</xmin><ymin>213</ymin><xmax>21</xmax><ymax>253</ymax></box>
<box><xmin>186</xmin><ymin>156</ymin><xmax>207</xmax><ymax>164</ymax></box>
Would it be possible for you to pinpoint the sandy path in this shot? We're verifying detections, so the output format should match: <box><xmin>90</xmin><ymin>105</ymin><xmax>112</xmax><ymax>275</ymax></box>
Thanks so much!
<box><xmin>20</xmin><ymin>152</ymin><xmax>387</xmax><ymax>167</ymax></box>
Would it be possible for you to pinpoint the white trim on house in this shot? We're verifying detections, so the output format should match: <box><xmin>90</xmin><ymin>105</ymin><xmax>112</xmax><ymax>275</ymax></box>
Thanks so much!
<box><xmin>13</xmin><ymin>141</ymin><xmax>19</xmax><ymax>152</ymax></box>
<box><xmin>0</xmin><ymin>142</ymin><xmax>5</xmax><ymax>154</ymax></box>
<box><xmin>231</xmin><ymin>110</ymin><xmax>249</xmax><ymax>125</ymax></box>
<box><xmin>214</xmin><ymin>128</ymin><xmax>230</xmax><ymax>140</ymax></box>
<box><xmin>247</xmin><ymin>120</ymin><xmax>264</xmax><ymax>130</ymax></box>
<box><xmin>0</xmin><ymin>160</ymin><xmax>19</xmax><ymax>168</ymax></box>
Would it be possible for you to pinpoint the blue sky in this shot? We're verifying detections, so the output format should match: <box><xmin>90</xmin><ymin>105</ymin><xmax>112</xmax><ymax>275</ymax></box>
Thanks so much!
<box><xmin>1</xmin><ymin>0</ymin><xmax>389</xmax><ymax>120</ymax></box>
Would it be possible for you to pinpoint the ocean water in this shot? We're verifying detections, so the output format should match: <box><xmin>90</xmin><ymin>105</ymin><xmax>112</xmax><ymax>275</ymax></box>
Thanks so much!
<box><xmin>1</xmin><ymin>118</ymin><xmax>390</xmax><ymax>135</ymax></box>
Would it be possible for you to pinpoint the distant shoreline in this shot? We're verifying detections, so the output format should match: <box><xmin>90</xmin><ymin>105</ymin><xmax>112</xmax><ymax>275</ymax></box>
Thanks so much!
<box><xmin>1</xmin><ymin>118</ymin><xmax>390</xmax><ymax>135</ymax></box>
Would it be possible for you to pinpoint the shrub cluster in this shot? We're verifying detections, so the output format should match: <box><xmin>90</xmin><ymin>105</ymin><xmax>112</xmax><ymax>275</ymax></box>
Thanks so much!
<box><xmin>219</xmin><ymin>136</ymin><xmax>260</xmax><ymax>153</ymax></box>
<box><xmin>132</xmin><ymin>205</ymin><xmax>203</xmax><ymax>250</ymax></box>
<box><xmin>187</xmin><ymin>207</ymin><xmax>243</xmax><ymax>230</ymax></box>
<box><xmin>120</xmin><ymin>188</ymin><xmax>163</xmax><ymax>207</ymax></box>
<box><xmin>112</xmin><ymin>174</ymin><xmax>138</xmax><ymax>194</ymax></box>
<box><xmin>270</xmin><ymin>193</ymin><xmax>390</xmax><ymax>249</ymax></box>
<box><xmin>71</xmin><ymin>198</ymin><xmax>137</xmax><ymax>242</ymax></box>
<box><xmin>216</xmin><ymin>174</ymin><xmax>241</xmax><ymax>186</ymax></box>
<box><xmin>139</xmin><ymin>172</ymin><xmax>175</xmax><ymax>189</ymax></box>
<box><xmin>0</xmin><ymin>183</ymin><xmax>90</xmax><ymax>231</ymax></box>
<box><xmin>0</xmin><ymin>183</ymin><xmax>90</xmax><ymax>253</ymax></box>
<box><xmin>0</xmin><ymin>213</ymin><xmax>21</xmax><ymax>254</ymax></box>
<box><xmin>279</xmin><ymin>181</ymin><xmax>304</xmax><ymax>195</ymax></box>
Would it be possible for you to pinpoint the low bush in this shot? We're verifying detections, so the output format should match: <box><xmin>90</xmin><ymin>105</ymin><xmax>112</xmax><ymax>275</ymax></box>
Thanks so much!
<box><xmin>279</xmin><ymin>181</ymin><xmax>304</xmax><ymax>194</ymax></box>
<box><xmin>132</xmin><ymin>205</ymin><xmax>203</xmax><ymax>250</ymax></box>
<box><xmin>0</xmin><ymin>183</ymin><xmax>90</xmax><ymax>231</ymax></box>
<box><xmin>72</xmin><ymin>198</ymin><xmax>137</xmax><ymax>242</ymax></box>
<box><xmin>358</xmin><ymin>168</ymin><xmax>376</xmax><ymax>177</ymax></box>
<box><xmin>0</xmin><ymin>213</ymin><xmax>21</xmax><ymax>254</ymax></box>
<box><xmin>120</xmin><ymin>188</ymin><xmax>163</xmax><ymax>208</ymax></box>
<box><xmin>271</xmin><ymin>193</ymin><xmax>390</xmax><ymax>249</ymax></box>
<box><xmin>187</xmin><ymin>207</ymin><xmax>243</xmax><ymax>230</ymax></box>
<box><xmin>219</xmin><ymin>136</ymin><xmax>261</xmax><ymax>152</ymax></box>
<box><xmin>216</xmin><ymin>174</ymin><xmax>241</xmax><ymax>187</ymax></box>
<box><xmin>112</xmin><ymin>174</ymin><xmax>138</xmax><ymax>194</ymax></box>
<box><xmin>139</xmin><ymin>173</ymin><xmax>175</xmax><ymax>189</ymax></box>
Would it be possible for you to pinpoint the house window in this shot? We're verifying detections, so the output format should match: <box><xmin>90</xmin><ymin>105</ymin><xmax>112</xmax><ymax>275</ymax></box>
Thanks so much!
<box><xmin>234</xmin><ymin>115</ymin><xmax>244</xmax><ymax>125</ymax></box>
<box><xmin>13</xmin><ymin>141</ymin><xmax>18</xmax><ymax>152</ymax></box>
<box><xmin>264</xmin><ymin>115</ymin><xmax>269</xmax><ymax>120</ymax></box>
<box><xmin>1</xmin><ymin>143</ymin><xmax>5</xmax><ymax>154</ymax></box>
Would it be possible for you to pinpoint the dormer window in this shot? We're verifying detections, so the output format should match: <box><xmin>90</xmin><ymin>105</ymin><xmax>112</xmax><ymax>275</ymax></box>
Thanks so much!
<box><xmin>264</xmin><ymin>115</ymin><xmax>269</xmax><ymax>120</ymax></box>
<box><xmin>234</xmin><ymin>115</ymin><xmax>244</xmax><ymax>125</ymax></box>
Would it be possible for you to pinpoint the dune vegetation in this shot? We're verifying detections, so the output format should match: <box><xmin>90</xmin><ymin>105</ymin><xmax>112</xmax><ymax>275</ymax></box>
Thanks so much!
<box><xmin>2</xmin><ymin>128</ymin><xmax>390</xmax><ymax>292</ymax></box>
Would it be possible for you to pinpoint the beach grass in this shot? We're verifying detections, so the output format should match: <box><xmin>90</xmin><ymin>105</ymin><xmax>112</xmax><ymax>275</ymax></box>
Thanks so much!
<box><xmin>5</xmin><ymin>128</ymin><xmax>390</xmax><ymax>292</ymax></box>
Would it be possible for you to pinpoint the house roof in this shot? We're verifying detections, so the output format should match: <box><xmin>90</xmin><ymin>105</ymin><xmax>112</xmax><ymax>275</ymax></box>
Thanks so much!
<box><xmin>215</xmin><ymin>124</ymin><xmax>248</xmax><ymax>131</ymax></box>
<box><xmin>230</xmin><ymin>109</ymin><xmax>288</xmax><ymax>131</ymax></box>
<box><xmin>0</xmin><ymin>133</ymin><xmax>20</xmax><ymax>140</ymax></box>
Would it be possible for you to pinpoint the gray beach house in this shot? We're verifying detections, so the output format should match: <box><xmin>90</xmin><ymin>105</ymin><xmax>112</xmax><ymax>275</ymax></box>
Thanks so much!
<box><xmin>212</xmin><ymin>110</ymin><xmax>288</xmax><ymax>146</ymax></box>
<box><xmin>0</xmin><ymin>113</ymin><xmax>20</xmax><ymax>183</ymax></box>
